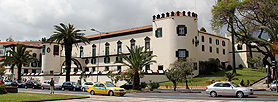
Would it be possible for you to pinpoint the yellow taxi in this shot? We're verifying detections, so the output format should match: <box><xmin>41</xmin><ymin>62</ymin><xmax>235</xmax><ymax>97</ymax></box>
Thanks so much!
<box><xmin>87</xmin><ymin>82</ymin><xmax>126</xmax><ymax>96</ymax></box>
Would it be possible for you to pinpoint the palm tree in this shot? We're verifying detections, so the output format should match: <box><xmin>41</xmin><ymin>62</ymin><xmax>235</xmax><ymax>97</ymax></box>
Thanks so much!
<box><xmin>115</xmin><ymin>46</ymin><xmax>156</xmax><ymax>90</ymax></box>
<box><xmin>0</xmin><ymin>44</ymin><xmax>37</xmax><ymax>81</ymax></box>
<box><xmin>47</xmin><ymin>23</ymin><xmax>89</xmax><ymax>81</ymax></box>
<box><xmin>224</xmin><ymin>72</ymin><xmax>239</xmax><ymax>81</ymax></box>
<box><xmin>260</xmin><ymin>19</ymin><xmax>278</xmax><ymax>55</ymax></box>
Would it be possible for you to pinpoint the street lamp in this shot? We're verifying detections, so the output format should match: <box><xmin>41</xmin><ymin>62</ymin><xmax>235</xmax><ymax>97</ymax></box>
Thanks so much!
<box><xmin>91</xmin><ymin>28</ymin><xmax>109</xmax><ymax>82</ymax></box>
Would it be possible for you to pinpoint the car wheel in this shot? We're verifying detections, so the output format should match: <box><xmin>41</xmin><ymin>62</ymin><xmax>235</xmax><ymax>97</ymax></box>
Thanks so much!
<box><xmin>41</xmin><ymin>86</ymin><xmax>44</xmax><ymax>90</ymax></box>
<box><xmin>82</xmin><ymin>88</ymin><xmax>86</xmax><ymax>92</ymax></box>
<box><xmin>237</xmin><ymin>91</ymin><xmax>244</xmax><ymax>98</ymax></box>
<box><xmin>62</xmin><ymin>87</ymin><xmax>65</xmax><ymax>91</ymax></box>
<box><xmin>210</xmin><ymin>91</ymin><xmax>217</xmax><ymax>97</ymax></box>
<box><xmin>32</xmin><ymin>86</ymin><xmax>35</xmax><ymax>89</ymax></box>
<box><xmin>108</xmin><ymin>91</ymin><xmax>114</xmax><ymax>96</ymax></box>
<box><xmin>90</xmin><ymin>90</ymin><xmax>95</xmax><ymax>95</ymax></box>
<box><xmin>25</xmin><ymin>85</ymin><xmax>28</xmax><ymax>89</ymax></box>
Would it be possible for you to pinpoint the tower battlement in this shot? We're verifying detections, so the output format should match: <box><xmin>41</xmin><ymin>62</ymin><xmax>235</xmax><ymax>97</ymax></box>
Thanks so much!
<box><xmin>152</xmin><ymin>11</ymin><xmax>198</xmax><ymax>21</ymax></box>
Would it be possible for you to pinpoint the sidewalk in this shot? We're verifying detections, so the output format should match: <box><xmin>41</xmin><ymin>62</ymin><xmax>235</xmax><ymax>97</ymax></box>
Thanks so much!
<box><xmin>250</xmin><ymin>77</ymin><xmax>269</xmax><ymax>90</ymax></box>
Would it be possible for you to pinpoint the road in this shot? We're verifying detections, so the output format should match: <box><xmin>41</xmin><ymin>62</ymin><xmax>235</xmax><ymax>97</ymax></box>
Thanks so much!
<box><xmin>18</xmin><ymin>88</ymin><xmax>278</xmax><ymax>102</ymax></box>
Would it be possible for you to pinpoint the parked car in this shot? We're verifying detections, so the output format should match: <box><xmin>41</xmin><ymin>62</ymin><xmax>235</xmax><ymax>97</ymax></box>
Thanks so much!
<box><xmin>87</xmin><ymin>82</ymin><xmax>126</xmax><ymax>96</ymax></box>
<box><xmin>25</xmin><ymin>80</ymin><xmax>42</xmax><ymax>89</ymax></box>
<box><xmin>11</xmin><ymin>80</ymin><xmax>26</xmax><ymax>88</ymax></box>
<box><xmin>41</xmin><ymin>80</ymin><xmax>62</xmax><ymax>90</ymax></box>
<box><xmin>3</xmin><ymin>80</ymin><xmax>12</xmax><ymax>86</ymax></box>
<box><xmin>120</xmin><ymin>82</ymin><xmax>133</xmax><ymax>90</ymax></box>
<box><xmin>61</xmin><ymin>81</ymin><xmax>81</xmax><ymax>91</ymax></box>
<box><xmin>206</xmin><ymin>81</ymin><xmax>253</xmax><ymax>98</ymax></box>
<box><xmin>270</xmin><ymin>80</ymin><xmax>277</xmax><ymax>91</ymax></box>
<box><xmin>81</xmin><ymin>81</ymin><xmax>96</xmax><ymax>92</ymax></box>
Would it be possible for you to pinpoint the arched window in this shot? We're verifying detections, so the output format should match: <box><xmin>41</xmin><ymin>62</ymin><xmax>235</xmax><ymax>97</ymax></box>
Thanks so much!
<box><xmin>130</xmin><ymin>39</ymin><xmax>136</xmax><ymax>49</ymax></box>
<box><xmin>145</xmin><ymin>37</ymin><xmax>150</xmax><ymax>51</ymax></box>
<box><xmin>117</xmin><ymin>41</ymin><xmax>122</xmax><ymax>54</ymax></box>
<box><xmin>92</xmin><ymin>44</ymin><xmax>96</xmax><ymax>57</ymax></box>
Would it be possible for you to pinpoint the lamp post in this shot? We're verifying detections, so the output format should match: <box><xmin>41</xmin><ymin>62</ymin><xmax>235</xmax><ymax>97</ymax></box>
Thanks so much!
<box><xmin>91</xmin><ymin>28</ymin><xmax>109</xmax><ymax>82</ymax></box>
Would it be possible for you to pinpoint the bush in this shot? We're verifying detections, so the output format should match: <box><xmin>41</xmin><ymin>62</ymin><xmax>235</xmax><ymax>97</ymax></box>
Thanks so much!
<box><xmin>238</xmin><ymin>64</ymin><xmax>243</xmax><ymax>69</ymax></box>
<box><xmin>0</xmin><ymin>84</ymin><xmax>7</xmax><ymax>94</ymax></box>
<box><xmin>227</xmin><ymin>65</ymin><xmax>233</xmax><ymax>70</ymax></box>
<box><xmin>140</xmin><ymin>82</ymin><xmax>147</xmax><ymax>89</ymax></box>
<box><xmin>148</xmin><ymin>80</ymin><xmax>160</xmax><ymax>91</ymax></box>
<box><xmin>199</xmin><ymin>58</ymin><xmax>219</xmax><ymax>75</ymax></box>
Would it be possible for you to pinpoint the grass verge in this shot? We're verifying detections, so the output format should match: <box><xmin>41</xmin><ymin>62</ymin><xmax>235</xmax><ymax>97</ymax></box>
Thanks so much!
<box><xmin>160</xmin><ymin>68</ymin><xmax>266</xmax><ymax>86</ymax></box>
<box><xmin>0</xmin><ymin>92</ymin><xmax>88</xmax><ymax>102</ymax></box>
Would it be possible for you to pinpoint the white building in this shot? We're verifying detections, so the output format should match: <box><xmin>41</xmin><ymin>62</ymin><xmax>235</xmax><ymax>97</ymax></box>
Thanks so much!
<box><xmin>0</xmin><ymin>11</ymin><xmax>256</xmax><ymax>85</ymax></box>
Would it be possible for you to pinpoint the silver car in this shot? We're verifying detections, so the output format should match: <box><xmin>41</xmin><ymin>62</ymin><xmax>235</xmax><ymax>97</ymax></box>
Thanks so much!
<box><xmin>81</xmin><ymin>81</ymin><xmax>95</xmax><ymax>92</ymax></box>
<box><xmin>206</xmin><ymin>81</ymin><xmax>253</xmax><ymax>98</ymax></box>
<box><xmin>41</xmin><ymin>80</ymin><xmax>62</xmax><ymax>90</ymax></box>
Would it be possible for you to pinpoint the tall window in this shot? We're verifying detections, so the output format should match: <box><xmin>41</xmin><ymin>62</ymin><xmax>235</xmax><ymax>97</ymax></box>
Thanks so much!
<box><xmin>216</xmin><ymin>39</ymin><xmax>219</xmax><ymax>45</ymax></box>
<box><xmin>32</xmin><ymin>69</ymin><xmax>36</xmax><ymax>73</ymax></box>
<box><xmin>117</xmin><ymin>41</ymin><xmax>122</xmax><ymax>54</ymax></box>
<box><xmin>92</xmin><ymin>67</ymin><xmax>96</xmax><ymax>72</ymax></box>
<box><xmin>158</xmin><ymin>65</ymin><xmax>163</xmax><ymax>70</ymax></box>
<box><xmin>177</xmin><ymin>25</ymin><xmax>187</xmax><ymax>36</ymax></box>
<box><xmin>145</xmin><ymin>37</ymin><xmax>150</xmax><ymax>51</ymax></box>
<box><xmin>201</xmin><ymin>36</ymin><xmax>204</xmax><ymax>42</ymax></box>
<box><xmin>145</xmin><ymin>65</ymin><xmax>150</xmax><ymax>72</ymax></box>
<box><xmin>222</xmin><ymin>41</ymin><xmax>226</xmax><ymax>46</ymax></box>
<box><xmin>209</xmin><ymin>37</ymin><xmax>212</xmax><ymax>44</ymax></box>
<box><xmin>202</xmin><ymin>45</ymin><xmax>205</xmax><ymax>51</ymax></box>
<box><xmin>105</xmin><ymin>42</ymin><xmax>109</xmax><ymax>56</ymax></box>
<box><xmin>223</xmin><ymin>49</ymin><xmax>226</xmax><ymax>55</ymax></box>
<box><xmin>53</xmin><ymin>45</ymin><xmax>59</xmax><ymax>55</ymax></box>
<box><xmin>210</xmin><ymin>46</ymin><xmax>212</xmax><ymax>53</ymax></box>
<box><xmin>105</xmin><ymin>66</ymin><xmax>109</xmax><ymax>71</ymax></box>
<box><xmin>117</xmin><ymin>66</ymin><xmax>121</xmax><ymax>71</ymax></box>
<box><xmin>42</xmin><ymin>45</ymin><xmax>45</xmax><ymax>55</ymax></box>
<box><xmin>92</xmin><ymin>44</ymin><xmax>96</xmax><ymax>57</ymax></box>
<box><xmin>155</xmin><ymin>28</ymin><xmax>162</xmax><ymax>37</ymax></box>
<box><xmin>79</xmin><ymin>46</ymin><xmax>83</xmax><ymax>58</ymax></box>
<box><xmin>130</xmin><ymin>39</ymin><xmax>136</xmax><ymax>49</ymax></box>
<box><xmin>91</xmin><ymin>58</ymin><xmax>96</xmax><ymax>64</ymax></box>
<box><xmin>216</xmin><ymin>48</ymin><xmax>219</xmax><ymax>54</ymax></box>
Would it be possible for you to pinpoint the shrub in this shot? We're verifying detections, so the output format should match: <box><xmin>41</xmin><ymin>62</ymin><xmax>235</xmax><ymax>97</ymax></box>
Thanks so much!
<box><xmin>140</xmin><ymin>82</ymin><xmax>147</xmax><ymax>89</ymax></box>
<box><xmin>148</xmin><ymin>80</ymin><xmax>160</xmax><ymax>91</ymax></box>
<box><xmin>0</xmin><ymin>84</ymin><xmax>7</xmax><ymax>94</ymax></box>
<box><xmin>227</xmin><ymin>65</ymin><xmax>233</xmax><ymax>70</ymax></box>
<box><xmin>238</xmin><ymin>64</ymin><xmax>243</xmax><ymax>69</ymax></box>
<box><xmin>199</xmin><ymin>58</ymin><xmax>219</xmax><ymax>75</ymax></box>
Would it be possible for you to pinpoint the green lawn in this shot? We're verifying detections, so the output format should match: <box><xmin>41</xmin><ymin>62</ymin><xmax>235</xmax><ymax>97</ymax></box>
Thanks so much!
<box><xmin>160</xmin><ymin>68</ymin><xmax>266</xmax><ymax>86</ymax></box>
<box><xmin>0</xmin><ymin>92</ymin><xmax>88</xmax><ymax>102</ymax></box>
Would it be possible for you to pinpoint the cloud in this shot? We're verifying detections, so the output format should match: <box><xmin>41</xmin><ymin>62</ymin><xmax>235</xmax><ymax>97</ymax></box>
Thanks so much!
<box><xmin>0</xmin><ymin>0</ymin><xmax>217</xmax><ymax>41</ymax></box>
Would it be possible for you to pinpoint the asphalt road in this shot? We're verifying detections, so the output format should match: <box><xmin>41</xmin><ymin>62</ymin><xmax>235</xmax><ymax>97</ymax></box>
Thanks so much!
<box><xmin>18</xmin><ymin>88</ymin><xmax>278</xmax><ymax>101</ymax></box>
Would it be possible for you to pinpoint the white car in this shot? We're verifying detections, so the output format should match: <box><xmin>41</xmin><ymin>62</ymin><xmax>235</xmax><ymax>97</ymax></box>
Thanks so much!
<box><xmin>206</xmin><ymin>81</ymin><xmax>253</xmax><ymax>98</ymax></box>
<box><xmin>41</xmin><ymin>80</ymin><xmax>62</xmax><ymax>90</ymax></box>
<box><xmin>270</xmin><ymin>80</ymin><xmax>277</xmax><ymax>91</ymax></box>
<box><xmin>81</xmin><ymin>81</ymin><xmax>96</xmax><ymax>92</ymax></box>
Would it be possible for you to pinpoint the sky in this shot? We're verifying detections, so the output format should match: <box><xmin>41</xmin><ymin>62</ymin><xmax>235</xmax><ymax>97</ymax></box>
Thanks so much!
<box><xmin>0</xmin><ymin>0</ymin><xmax>219</xmax><ymax>42</ymax></box>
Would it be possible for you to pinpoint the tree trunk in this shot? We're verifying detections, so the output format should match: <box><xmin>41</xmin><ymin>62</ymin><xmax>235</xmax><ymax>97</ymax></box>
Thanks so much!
<box><xmin>185</xmin><ymin>79</ymin><xmax>189</xmax><ymax>89</ymax></box>
<box><xmin>173</xmin><ymin>81</ymin><xmax>177</xmax><ymax>91</ymax></box>
<box><xmin>65</xmin><ymin>44</ymin><xmax>72</xmax><ymax>82</ymax></box>
<box><xmin>133</xmin><ymin>71</ymin><xmax>140</xmax><ymax>90</ymax></box>
<box><xmin>17</xmin><ymin>64</ymin><xmax>22</xmax><ymax>81</ymax></box>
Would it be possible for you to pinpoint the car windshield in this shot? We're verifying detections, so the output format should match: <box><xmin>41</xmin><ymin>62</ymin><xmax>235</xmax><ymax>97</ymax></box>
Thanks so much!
<box><xmin>72</xmin><ymin>82</ymin><xmax>78</xmax><ymax>85</ymax></box>
<box><xmin>230</xmin><ymin>82</ymin><xmax>240</xmax><ymax>87</ymax></box>
<box><xmin>33</xmin><ymin>81</ymin><xmax>40</xmax><ymax>84</ymax></box>
<box><xmin>105</xmin><ymin>83</ymin><xmax>116</xmax><ymax>87</ymax></box>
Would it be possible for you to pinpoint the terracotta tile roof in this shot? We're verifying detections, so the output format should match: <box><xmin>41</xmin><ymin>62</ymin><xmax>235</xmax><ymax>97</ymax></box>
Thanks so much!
<box><xmin>199</xmin><ymin>31</ymin><xmax>229</xmax><ymax>40</ymax></box>
<box><xmin>0</xmin><ymin>41</ymin><xmax>42</xmax><ymax>44</ymax></box>
<box><xmin>86</xmin><ymin>25</ymin><xmax>152</xmax><ymax>39</ymax></box>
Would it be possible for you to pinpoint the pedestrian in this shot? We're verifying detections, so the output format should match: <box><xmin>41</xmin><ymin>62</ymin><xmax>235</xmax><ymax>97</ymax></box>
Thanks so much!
<box><xmin>246</xmin><ymin>80</ymin><xmax>250</xmax><ymax>86</ymax></box>
<box><xmin>50</xmin><ymin>78</ymin><xmax>54</xmax><ymax>94</ymax></box>
<box><xmin>240</xmin><ymin>79</ymin><xmax>244</xmax><ymax>86</ymax></box>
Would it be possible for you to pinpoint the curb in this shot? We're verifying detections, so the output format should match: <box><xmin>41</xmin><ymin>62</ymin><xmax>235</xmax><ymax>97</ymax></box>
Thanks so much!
<box><xmin>19</xmin><ymin>96</ymin><xmax>90</xmax><ymax>102</ymax></box>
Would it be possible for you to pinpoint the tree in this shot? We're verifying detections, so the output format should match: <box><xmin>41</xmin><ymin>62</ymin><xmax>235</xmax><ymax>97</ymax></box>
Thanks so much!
<box><xmin>47</xmin><ymin>23</ymin><xmax>89</xmax><ymax>81</ymax></box>
<box><xmin>200</xmin><ymin>27</ymin><xmax>207</xmax><ymax>32</ymax></box>
<box><xmin>165</xmin><ymin>59</ymin><xmax>193</xmax><ymax>91</ymax></box>
<box><xmin>107</xmin><ymin>70</ymin><xmax>121</xmax><ymax>84</ymax></box>
<box><xmin>224</xmin><ymin>72</ymin><xmax>238</xmax><ymax>81</ymax></box>
<box><xmin>211</xmin><ymin>0</ymin><xmax>278</xmax><ymax>70</ymax></box>
<box><xmin>0</xmin><ymin>44</ymin><xmax>37</xmax><ymax>81</ymax></box>
<box><xmin>115</xmin><ymin>46</ymin><xmax>156</xmax><ymax>90</ymax></box>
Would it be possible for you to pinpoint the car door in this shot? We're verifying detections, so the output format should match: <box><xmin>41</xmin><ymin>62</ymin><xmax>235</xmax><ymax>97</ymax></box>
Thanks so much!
<box><xmin>222</xmin><ymin>83</ymin><xmax>234</xmax><ymax>95</ymax></box>
<box><xmin>99</xmin><ymin>84</ymin><xmax>106</xmax><ymax>94</ymax></box>
<box><xmin>93</xmin><ymin>84</ymin><xmax>101</xmax><ymax>94</ymax></box>
<box><xmin>213</xmin><ymin>83</ymin><xmax>225</xmax><ymax>95</ymax></box>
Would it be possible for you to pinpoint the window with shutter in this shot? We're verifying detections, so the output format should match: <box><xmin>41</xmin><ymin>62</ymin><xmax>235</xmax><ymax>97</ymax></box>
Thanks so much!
<box><xmin>177</xmin><ymin>25</ymin><xmax>187</xmax><ymax>36</ymax></box>
<box><xmin>155</xmin><ymin>28</ymin><xmax>162</xmax><ymax>37</ymax></box>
